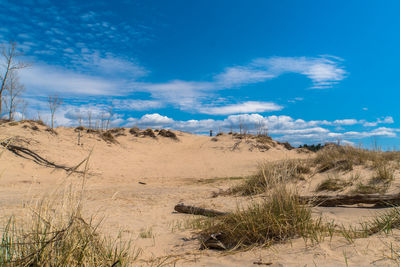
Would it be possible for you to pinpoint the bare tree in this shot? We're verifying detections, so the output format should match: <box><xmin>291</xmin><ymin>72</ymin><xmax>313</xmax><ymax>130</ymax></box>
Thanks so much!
<box><xmin>77</xmin><ymin>111</ymin><xmax>83</xmax><ymax>126</ymax></box>
<box><xmin>48</xmin><ymin>95</ymin><xmax>62</xmax><ymax>129</ymax></box>
<box><xmin>100</xmin><ymin>111</ymin><xmax>106</xmax><ymax>130</ymax></box>
<box><xmin>3</xmin><ymin>70</ymin><xmax>24</xmax><ymax>120</ymax></box>
<box><xmin>87</xmin><ymin>110</ymin><xmax>92</xmax><ymax>129</ymax></box>
<box><xmin>0</xmin><ymin>42</ymin><xmax>28</xmax><ymax>116</ymax></box>
<box><xmin>105</xmin><ymin>105</ymin><xmax>114</xmax><ymax>130</ymax></box>
<box><xmin>20</xmin><ymin>100</ymin><xmax>28</xmax><ymax>120</ymax></box>
<box><xmin>255</xmin><ymin>119</ymin><xmax>267</xmax><ymax>136</ymax></box>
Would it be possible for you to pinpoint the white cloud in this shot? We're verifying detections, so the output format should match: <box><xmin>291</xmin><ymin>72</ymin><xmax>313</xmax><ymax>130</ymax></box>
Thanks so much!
<box><xmin>333</xmin><ymin>119</ymin><xmax>358</xmax><ymax>125</ymax></box>
<box><xmin>134</xmin><ymin>113</ymin><xmax>174</xmax><ymax>127</ymax></box>
<box><xmin>120</xmin><ymin>113</ymin><xmax>399</xmax><ymax>145</ymax></box>
<box><xmin>215</xmin><ymin>66</ymin><xmax>273</xmax><ymax>88</ymax></box>
<box><xmin>214</xmin><ymin>56</ymin><xmax>347</xmax><ymax>89</ymax></box>
<box><xmin>363</xmin><ymin>116</ymin><xmax>394</xmax><ymax>127</ymax></box>
<box><xmin>138</xmin><ymin>80</ymin><xmax>213</xmax><ymax>110</ymax></box>
<box><xmin>256</xmin><ymin>56</ymin><xmax>347</xmax><ymax>89</ymax></box>
<box><xmin>199</xmin><ymin>101</ymin><xmax>283</xmax><ymax>115</ymax></box>
<box><xmin>129</xmin><ymin>56</ymin><xmax>347</xmax><ymax>113</ymax></box>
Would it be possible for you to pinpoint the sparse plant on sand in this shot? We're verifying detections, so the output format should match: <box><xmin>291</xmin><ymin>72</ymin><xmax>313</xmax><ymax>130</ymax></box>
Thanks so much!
<box><xmin>0</xmin><ymin>151</ymin><xmax>136</xmax><ymax>266</ymax></box>
<box><xmin>316</xmin><ymin>173</ymin><xmax>352</xmax><ymax>192</ymax></box>
<box><xmin>231</xmin><ymin>159</ymin><xmax>310</xmax><ymax>195</ymax></box>
<box><xmin>197</xmin><ymin>186</ymin><xmax>326</xmax><ymax>250</ymax></box>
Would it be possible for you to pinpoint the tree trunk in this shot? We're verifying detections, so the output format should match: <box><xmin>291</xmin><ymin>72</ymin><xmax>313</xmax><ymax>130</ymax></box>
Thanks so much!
<box><xmin>174</xmin><ymin>203</ymin><xmax>229</xmax><ymax>217</ymax></box>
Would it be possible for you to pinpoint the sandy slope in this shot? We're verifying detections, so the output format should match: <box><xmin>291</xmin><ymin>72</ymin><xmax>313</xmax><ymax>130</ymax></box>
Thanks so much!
<box><xmin>1</xmin><ymin>121</ymin><xmax>399</xmax><ymax>266</ymax></box>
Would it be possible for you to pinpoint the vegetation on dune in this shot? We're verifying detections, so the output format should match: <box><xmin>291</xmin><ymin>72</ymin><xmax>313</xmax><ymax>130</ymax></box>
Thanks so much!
<box><xmin>316</xmin><ymin>173</ymin><xmax>352</xmax><ymax>192</ymax></box>
<box><xmin>197</xmin><ymin>186</ymin><xmax>327</xmax><ymax>250</ymax></box>
<box><xmin>0</xmin><ymin>148</ymin><xmax>136</xmax><ymax>266</ymax></box>
<box><xmin>230</xmin><ymin>159</ymin><xmax>310</xmax><ymax>196</ymax></box>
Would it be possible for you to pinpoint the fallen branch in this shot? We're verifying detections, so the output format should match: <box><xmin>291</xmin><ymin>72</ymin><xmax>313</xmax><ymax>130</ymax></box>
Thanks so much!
<box><xmin>174</xmin><ymin>203</ymin><xmax>229</xmax><ymax>217</ymax></box>
<box><xmin>299</xmin><ymin>193</ymin><xmax>400</xmax><ymax>207</ymax></box>
<box><xmin>1</xmin><ymin>141</ymin><xmax>79</xmax><ymax>173</ymax></box>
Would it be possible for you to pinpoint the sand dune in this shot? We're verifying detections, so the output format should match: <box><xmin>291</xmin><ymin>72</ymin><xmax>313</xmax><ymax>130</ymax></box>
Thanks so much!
<box><xmin>1</xmin><ymin>121</ymin><xmax>399</xmax><ymax>266</ymax></box>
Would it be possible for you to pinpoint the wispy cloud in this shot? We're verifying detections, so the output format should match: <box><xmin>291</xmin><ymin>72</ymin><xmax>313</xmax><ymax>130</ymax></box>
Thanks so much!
<box><xmin>20</xmin><ymin>64</ymin><xmax>125</xmax><ymax>96</ymax></box>
<box><xmin>112</xmin><ymin>99</ymin><xmax>164</xmax><ymax>111</ymax></box>
<box><xmin>198</xmin><ymin>101</ymin><xmax>283</xmax><ymax>115</ymax></box>
<box><xmin>216</xmin><ymin>56</ymin><xmax>347</xmax><ymax>89</ymax></box>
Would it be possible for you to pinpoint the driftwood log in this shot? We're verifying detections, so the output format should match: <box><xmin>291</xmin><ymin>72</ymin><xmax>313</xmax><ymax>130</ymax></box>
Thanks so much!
<box><xmin>299</xmin><ymin>193</ymin><xmax>400</xmax><ymax>207</ymax></box>
<box><xmin>174</xmin><ymin>203</ymin><xmax>229</xmax><ymax>217</ymax></box>
<box><xmin>1</xmin><ymin>141</ymin><xmax>77</xmax><ymax>172</ymax></box>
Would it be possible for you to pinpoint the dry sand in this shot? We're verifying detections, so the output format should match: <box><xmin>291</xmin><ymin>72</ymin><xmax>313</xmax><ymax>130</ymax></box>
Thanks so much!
<box><xmin>1</xmin><ymin>121</ymin><xmax>399</xmax><ymax>266</ymax></box>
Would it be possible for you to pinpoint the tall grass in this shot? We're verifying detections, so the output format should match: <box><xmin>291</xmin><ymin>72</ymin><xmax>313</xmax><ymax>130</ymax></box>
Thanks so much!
<box><xmin>339</xmin><ymin>206</ymin><xmax>400</xmax><ymax>242</ymax></box>
<box><xmin>198</xmin><ymin>186</ymin><xmax>326</xmax><ymax>250</ymax></box>
<box><xmin>314</xmin><ymin>144</ymin><xmax>400</xmax><ymax>173</ymax></box>
<box><xmin>0</xmin><ymin>149</ymin><xmax>136</xmax><ymax>266</ymax></box>
<box><xmin>313</xmin><ymin>145</ymin><xmax>376</xmax><ymax>172</ymax></box>
<box><xmin>231</xmin><ymin>160</ymin><xmax>310</xmax><ymax>195</ymax></box>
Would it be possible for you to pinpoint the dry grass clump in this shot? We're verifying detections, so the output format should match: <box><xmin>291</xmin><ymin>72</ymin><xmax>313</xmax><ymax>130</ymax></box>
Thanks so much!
<box><xmin>231</xmin><ymin>160</ymin><xmax>310</xmax><ymax>196</ymax></box>
<box><xmin>316</xmin><ymin>174</ymin><xmax>352</xmax><ymax>192</ymax></box>
<box><xmin>142</xmin><ymin>128</ymin><xmax>156</xmax><ymax>138</ymax></box>
<box><xmin>107</xmin><ymin>128</ymin><xmax>126</xmax><ymax>137</ymax></box>
<box><xmin>20</xmin><ymin>119</ymin><xmax>46</xmax><ymax>126</ymax></box>
<box><xmin>101</xmin><ymin>131</ymin><xmax>118</xmax><ymax>144</ymax></box>
<box><xmin>0</xmin><ymin>150</ymin><xmax>135</xmax><ymax>266</ymax></box>
<box><xmin>198</xmin><ymin>187</ymin><xmax>325</xmax><ymax>250</ymax></box>
<box><xmin>158</xmin><ymin>129</ymin><xmax>178</xmax><ymax>140</ymax></box>
<box><xmin>74</xmin><ymin>126</ymin><xmax>85</xmax><ymax>132</ymax></box>
<box><xmin>314</xmin><ymin>144</ymin><xmax>376</xmax><ymax>172</ymax></box>
<box><xmin>129</xmin><ymin>127</ymin><xmax>140</xmax><ymax>136</ymax></box>
<box><xmin>278</xmin><ymin>141</ymin><xmax>294</xmax><ymax>150</ymax></box>
<box><xmin>45</xmin><ymin>127</ymin><xmax>58</xmax><ymax>135</ymax></box>
<box><xmin>8</xmin><ymin>121</ymin><xmax>19</xmax><ymax>126</ymax></box>
<box><xmin>314</xmin><ymin>144</ymin><xmax>400</xmax><ymax>173</ymax></box>
<box><xmin>352</xmin><ymin>165</ymin><xmax>394</xmax><ymax>194</ymax></box>
<box><xmin>352</xmin><ymin>182</ymin><xmax>384</xmax><ymax>194</ymax></box>
<box><xmin>372</xmin><ymin>165</ymin><xmax>395</xmax><ymax>184</ymax></box>
<box><xmin>0</xmin><ymin>207</ymin><xmax>133</xmax><ymax>266</ymax></box>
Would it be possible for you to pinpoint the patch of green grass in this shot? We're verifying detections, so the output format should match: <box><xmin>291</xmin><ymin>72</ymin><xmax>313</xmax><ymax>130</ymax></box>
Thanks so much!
<box><xmin>339</xmin><ymin>206</ymin><xmax>400</xmax><ymax>242</ymax></box>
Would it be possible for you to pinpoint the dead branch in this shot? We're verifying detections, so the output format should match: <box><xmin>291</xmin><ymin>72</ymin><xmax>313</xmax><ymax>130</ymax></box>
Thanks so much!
<box><xmin>299</xmin><ymin>193</ymin><xmax>400</xmax><ymax>207</ymax></box>
<box><xmin>1</xmin><ymin>141</ymin><xmax>80</xmax><ymax>173</ymax></box>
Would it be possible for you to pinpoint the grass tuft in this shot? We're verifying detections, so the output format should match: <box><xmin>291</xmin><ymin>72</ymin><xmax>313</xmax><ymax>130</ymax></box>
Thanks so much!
<box><xmin>198</xmin><ymin>186</ymin><xmax>326</xmax><ymax>250</ymax></box>
<box><xmin>316</xmin><ymin>173</ymin><xmax>352</xmax><ymax>192</ymax></box>
<box><xmin>231</xmin><ymin>160</ymin><xmax>310</xmax><ymax>195</ymax></box>
<box><xmin>314</xmin><ymin>145</ymin><xmax>375</xmax><ymax>172</ymax></box>
<box><xmin>0</xmin><ymin>152</ymin><xmax>135</xmax><ymax>266</ymax></box>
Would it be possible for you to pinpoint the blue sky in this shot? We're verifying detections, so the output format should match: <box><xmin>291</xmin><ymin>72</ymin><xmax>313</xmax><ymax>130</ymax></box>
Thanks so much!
<box><xmin>1</xmin><ymin>0</ymin><xmax>399</xmax><ymax>148</ymax></box>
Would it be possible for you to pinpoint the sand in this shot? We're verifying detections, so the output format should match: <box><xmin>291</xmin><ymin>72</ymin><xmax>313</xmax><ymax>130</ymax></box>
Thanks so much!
<box><xmin>0</xmin><ymin>121</ymin><xmax>399</xmax><ymax>266</ymax></box>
